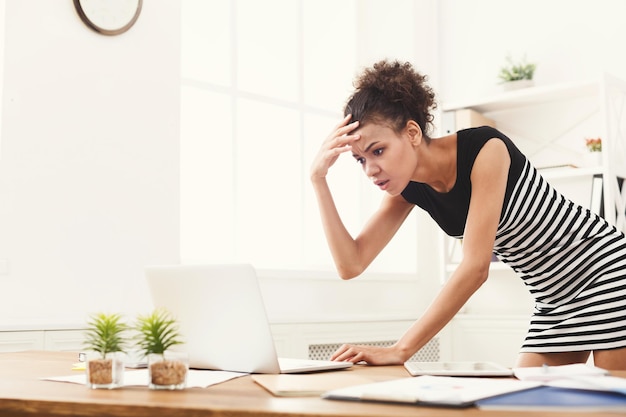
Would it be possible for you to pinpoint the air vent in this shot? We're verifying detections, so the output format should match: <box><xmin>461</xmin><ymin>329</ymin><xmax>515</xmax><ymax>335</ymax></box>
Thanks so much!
<box><xmin>308</xmin><ymin>338</ymin><xmax>440</xmax><ymax>362</ymax></box>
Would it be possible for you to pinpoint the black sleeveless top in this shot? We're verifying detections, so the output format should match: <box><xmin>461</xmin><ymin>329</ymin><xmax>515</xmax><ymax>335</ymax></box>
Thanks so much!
<box><xmin>400</xmin><ymin>126</ymin><xmax>524</xmax><ymax>237</ymax></box>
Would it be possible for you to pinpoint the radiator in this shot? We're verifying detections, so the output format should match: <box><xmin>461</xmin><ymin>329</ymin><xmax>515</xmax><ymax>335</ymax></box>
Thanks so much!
<box><xmin>308</xmin><ymin>337</ymin><xmax>440</xmax><ymax>362</ymax></box>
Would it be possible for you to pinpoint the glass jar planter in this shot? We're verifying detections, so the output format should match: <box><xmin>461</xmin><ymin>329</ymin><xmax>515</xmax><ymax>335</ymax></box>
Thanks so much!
<box><xmin>85</xmin><ymin>351</ymin><xmax>124</xmax><ymax>389</ymax></box>
<box><xmin>148</xmin><ymin>351</ymin><xmax>188</xmax><ymax>390</ymax></box>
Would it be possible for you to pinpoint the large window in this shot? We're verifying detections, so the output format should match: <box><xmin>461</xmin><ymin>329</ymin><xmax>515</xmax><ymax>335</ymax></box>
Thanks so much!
<box><xmin>180</xmin><ymin>0</ymin><xmax>417</xmax><ymax>274</ymax></box>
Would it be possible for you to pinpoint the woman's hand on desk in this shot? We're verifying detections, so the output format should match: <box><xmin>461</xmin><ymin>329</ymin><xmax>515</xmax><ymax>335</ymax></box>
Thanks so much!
<box><xmin>330</xmin><ymin>343</ymin><xmax>406</xmax><ymax>365</ymax></box>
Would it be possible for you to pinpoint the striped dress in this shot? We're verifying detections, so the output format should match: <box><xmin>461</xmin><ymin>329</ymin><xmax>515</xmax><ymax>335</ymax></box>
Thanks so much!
<box><xmin>401</xmin><ymin>126</ymin><xmax>626</xmax><ymax>353</ymax></box>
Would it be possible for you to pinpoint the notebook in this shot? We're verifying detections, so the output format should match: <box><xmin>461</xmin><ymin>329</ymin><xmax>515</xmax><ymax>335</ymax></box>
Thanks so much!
<box><xmin>476</xmin><ymin>385</ymin><xmax>626</xmax><ymax>411</ymax></box>
<box><xmin>477</xmin><ymin>365</ymin><xmax>626</xmax><ymax>411</ymax></box>
<box><xmin>145</xmin><ymin>263</ymin><xmax>352</xmax><ymax>374</ymax></box>
<box><xmin>322</xmin><ymin>375</ymin><xmax>542</xmax><ymax>408</ymax></box>
<box><xmin>252</xmin><ymin>373</ymin><xmax>374</xmax><ymax>397</ymax></box>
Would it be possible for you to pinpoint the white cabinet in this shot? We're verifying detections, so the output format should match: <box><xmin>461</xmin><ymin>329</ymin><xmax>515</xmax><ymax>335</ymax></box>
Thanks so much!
<box><xmin>0</xmin><ymin>331</ymin><xmax>44</xmax><ymax>352</ymax></box>
<box><xmin>0</xmin><ymin>329</ymin><xmax>85</xmax><ymax>353</ymax></box>
<box><xmin>43</xmin><ymin>330</ymin><xmax>86</xmax><ymax>352</ymax></box>
<box><xmin>449</xmin><ymin>315</ymin><xmax>528</xmax><ymax>368</ymax></box>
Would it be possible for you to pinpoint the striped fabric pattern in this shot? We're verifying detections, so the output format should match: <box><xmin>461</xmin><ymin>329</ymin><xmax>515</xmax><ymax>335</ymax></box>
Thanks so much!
<box><xmin>495</xmin><ymin>159</ymin><xmax>626</xmax><ymax>352</ymax></box>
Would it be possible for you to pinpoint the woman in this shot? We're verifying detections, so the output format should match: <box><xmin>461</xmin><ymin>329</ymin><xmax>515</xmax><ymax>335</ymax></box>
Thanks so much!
<box><xmin>310</xmin><ymin>60</ymin><xmax>626</xmax><ymax>369</ymax></box>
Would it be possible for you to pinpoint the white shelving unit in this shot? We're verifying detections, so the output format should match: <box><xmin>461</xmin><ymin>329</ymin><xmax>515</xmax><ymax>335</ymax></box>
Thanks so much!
<box><xmin>443</xmin><ymin>80</ymin><xmax>599</xmax><ymax>114</ymax></box>
<box><xmin>440</xmin><ymin>73</ymin><xmax>626</xmax><ymax>282</ymax></box>
<box><xmin>439</xmin><ymin>76</ymin><xmax>626</xmax><ymax>363</ymax></box>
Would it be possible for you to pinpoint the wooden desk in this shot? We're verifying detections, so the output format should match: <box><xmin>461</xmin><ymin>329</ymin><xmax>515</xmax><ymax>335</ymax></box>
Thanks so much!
<box><xmin>1</xmin><ymin>351</ymin><xmax>624</xmax><ymax>417</ymax></box>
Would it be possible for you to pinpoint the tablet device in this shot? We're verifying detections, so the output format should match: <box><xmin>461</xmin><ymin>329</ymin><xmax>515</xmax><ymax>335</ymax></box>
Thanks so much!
<box><xmin>404</xmin><ymin>361</ymin><xmax>513</xmax><ymax>377</ymax></box>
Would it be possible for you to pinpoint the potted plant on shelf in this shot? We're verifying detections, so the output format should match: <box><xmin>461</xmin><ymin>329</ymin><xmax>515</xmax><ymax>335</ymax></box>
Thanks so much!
<box><xmin>83</xmin><ymin>312</ymin><xmax>128</xmax><ymax>389</ymax></box>
<box><xmin>134</xmin><ymin>307</ymin><xmax>187</xmax><ymax>390</ymax></box>
<box><xmin>584</xmin><ymin>137</ymin><xmax>603</xmax><ymax>167</ymax></box>
<box><xmin>497</xmin><ymin>54</ymin><xmax>536</xmax><ymax>91</ymax></box>
<box><xmin>585</xmin><ymin>137</ymin><xmax>602</xmax><ymax>152</ymax></box>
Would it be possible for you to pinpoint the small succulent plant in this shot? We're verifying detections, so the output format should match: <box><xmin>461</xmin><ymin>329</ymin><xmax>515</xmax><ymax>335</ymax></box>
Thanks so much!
<box><xmin>83</xmin><ymin>313</ymin><xmax>128</xmax><ymax>359</ymax></box>
<box><xmin>134</xmin><ymin>308</ymin><xmax>183</xmax><ymax>356</ymax></box>
<box><xmin>498</xmin><ymin>55</ymin><xmax>536</xmax><ymax>83</ymax></box>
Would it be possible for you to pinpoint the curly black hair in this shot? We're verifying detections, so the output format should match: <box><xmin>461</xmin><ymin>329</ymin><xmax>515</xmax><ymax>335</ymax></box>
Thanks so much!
<box><xmin>344</xmin><ymin>60</ymin><xmax>437</xmax><ymax>139</ymax></box>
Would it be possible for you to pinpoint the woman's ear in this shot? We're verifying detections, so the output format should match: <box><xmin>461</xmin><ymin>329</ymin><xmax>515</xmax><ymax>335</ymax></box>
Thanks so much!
<box><xmin>405</xmin><ymin>120</ymin><xmax>423</xmax><ymax>146</ymax></box>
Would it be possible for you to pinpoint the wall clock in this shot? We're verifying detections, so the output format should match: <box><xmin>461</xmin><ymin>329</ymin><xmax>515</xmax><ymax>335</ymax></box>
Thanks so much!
<box><xmin>74</xmin><ymin>0</ymin><xmax>143</xmax><ymax>36</ymax></box>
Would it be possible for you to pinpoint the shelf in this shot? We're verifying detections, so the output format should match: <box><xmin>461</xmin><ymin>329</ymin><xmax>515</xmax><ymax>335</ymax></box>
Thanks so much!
<box><xmin>440</xmin><ymin>74</ymin><xmax>626</xmax><ymax>284</ymax></box>
<box><xmin>537</xmin><ymin>165</ymin><xmax>601</xmax><ymax>180</ymax></box>
<box><xmin>442</xmin><ymin>80</ymin><xmax>598</xmax><ymax>114</ymax></box>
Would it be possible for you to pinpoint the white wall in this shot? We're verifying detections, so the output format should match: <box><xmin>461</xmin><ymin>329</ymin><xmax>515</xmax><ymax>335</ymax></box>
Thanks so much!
<box><xmin>4</xmin><ymin>0</ymin><xmax>623</xmax><ymax>336</ymax></box>
<box><xmin>438</xmin><ymin>0</ymin><xmax>626</xmax><ymax>103</ymax></box>
<box><xmin>0</xmin><ymin>1</ymin><xmax>180</xmax><ymax>327</ymax></box>
<box><xmin>0</xmin><ymin>0</ymin><xmax>440</xmax><ymax>334</ymax></box>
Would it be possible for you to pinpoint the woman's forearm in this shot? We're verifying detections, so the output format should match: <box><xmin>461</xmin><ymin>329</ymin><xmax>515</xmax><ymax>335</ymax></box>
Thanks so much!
<box><xmin>393</xmin><ymin>261</ymin><xmax>490</xmax><ymax>360</ymax></box>
<box><xmin>311</xmin><ymin>177</ymin><xmax>363</xmax><ymax>278</ymax></box>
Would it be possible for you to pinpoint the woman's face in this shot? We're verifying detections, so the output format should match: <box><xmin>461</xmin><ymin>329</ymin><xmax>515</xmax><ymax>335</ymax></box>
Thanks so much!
<box><xmin>351</xmin><ymin>122</ymin><xmax>419</xmax><ymax>196</ymax></box>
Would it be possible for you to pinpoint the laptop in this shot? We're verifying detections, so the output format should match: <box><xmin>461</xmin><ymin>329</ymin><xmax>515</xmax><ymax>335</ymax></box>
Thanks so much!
<box><xmin>145</xmin><ymin>263</ymin><xmax>352</xmax><ymax>374</ymax></box>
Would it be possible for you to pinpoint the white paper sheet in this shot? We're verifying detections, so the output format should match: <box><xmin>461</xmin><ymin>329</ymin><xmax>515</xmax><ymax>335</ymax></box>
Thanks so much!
<box><xmin>513</xmin><ymin>364</ymin><xmax>609</xmax><ymax>382</ymax></box>
<box><xmin>42</xmin><ymin>369</ymin><xmax>247</xmax><ymax>388</ymax></box>
<box><xmin>547</xmin><ymin>375</ymin><xmax>626</xmax><ymax>395</ymax></box>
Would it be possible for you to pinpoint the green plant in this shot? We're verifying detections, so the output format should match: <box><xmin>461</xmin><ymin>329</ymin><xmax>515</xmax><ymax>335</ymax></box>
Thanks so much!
<box><xmin>498</xmin><ymin>55</ymin><xmax>536</xmax><ymax>82</ymax></box>
<box><xmin>83</xmin><ymin>313</ymin><xmax>128</xmax><ymax>359</ymax></box>
<box><xmin>134</xmin><ymin>308</ymin><xmax>183</xmax><ymax>355</ymax></box>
